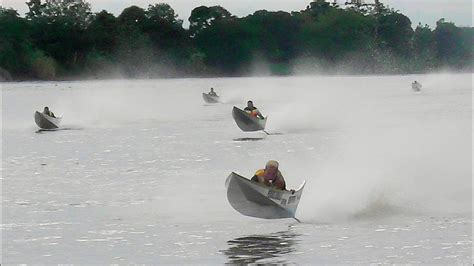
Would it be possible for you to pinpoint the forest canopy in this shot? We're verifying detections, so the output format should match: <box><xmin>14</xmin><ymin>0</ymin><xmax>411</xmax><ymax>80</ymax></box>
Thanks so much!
<box><xmin>0</xmin><ymin>0</ymin><xmax>472</xmax><ymax>80</ymax></box>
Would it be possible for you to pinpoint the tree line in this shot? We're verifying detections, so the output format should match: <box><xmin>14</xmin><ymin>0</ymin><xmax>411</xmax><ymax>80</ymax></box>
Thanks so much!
<box><xmin>0</xmin><ymin>0</ymin><xmax>472</xmax><ymax>80</ymax></box>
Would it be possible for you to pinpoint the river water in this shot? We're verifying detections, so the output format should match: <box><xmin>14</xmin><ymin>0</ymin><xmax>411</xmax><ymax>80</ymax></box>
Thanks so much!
<box><xmin>1</xmin><ymin>74</ymin><xmax>472</xmax><ymax>263</ymax></box>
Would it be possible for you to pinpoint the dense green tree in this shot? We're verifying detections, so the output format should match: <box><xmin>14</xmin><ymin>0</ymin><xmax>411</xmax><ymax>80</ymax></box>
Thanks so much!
<box><xmin>300</xmin><ymin>8</ymin><xmax>375</xmax><ymax>62</ymax></box>
<box><xmin>189</xmin><ymin>6</ymin><xmax>233</xmax><ymax>37</ymax></box>
<box><xmin>195</xmin><ymin>19</ymin><xmax>253</xmax><ymax>74</ymax></box>
<box><xmin>377</xmin><ymin>12</ymin><xmax>413</xmax><ymax>57</ymax></box>
<box><xmin>117</xmin><ymin>5</ymin><xmax>147</xmax><ymax>29</ymax></box>
<box><xmin>0</xmin><ymin>6</ymin><xmax>59</xmax><ymax>79</ymax></box>
<box><xmin>87</xmin><ymin>10</ymin><xmax>118</xmax><ymax>55</ymax></box>
<box><xmin>144</xmin><ymin>4</ymin><xmax>188</xmax><ymax>52</ymax></box>
<box><xmin>305</xmin><ymin>0</ymin><xmax>333</xmax><ymax>19</ymax></box>
<box><xmin>434</xmin><ymin>19</ymin><xmax>471</xmax><ymax>68</ymax></box>
<box><xmin>242</xmin><ymin>10</ymin><xmax>300</xmax><ymax>63</ymax></box>
<box><xmin>25</xmin><ymin>0</ymin><xmax>45</xmax><ymax>19</ymax></box>
<box><xmin>0</xmin><ymin>8</ymin><xmax>34</xmax><ymax>76</ymax></box>
<box><xmin>25</xmin><ymin>0</ymin><xmax>93</xmax><ymax>69</ymax></box>
<box><xmin>147</xmin><ymin>3</ymin><xmax>182</xmax><ymax>26</ymax></box>
<box><xmin>0</xmin><ymin>0</ymin><xmax>472</xmax><ymax>79</ymax></box>
<box><xmin>26</xmin><ymin>0</ymin><xmax>92</xmax><ymax>28</ymax></box>
<box><xmin>458</xmin><ymin>27</ymin><xmax>473</xmax><ymax>69</ymax></box>
<box><xmin>115</xmin><ymin>6</ymin><xmax>153</xmax><ymax>76</ymax></box>
<box><xmin>413</xmin><ymin>24</ymin><xmax>435</xmax><ymax>71</ymax></box>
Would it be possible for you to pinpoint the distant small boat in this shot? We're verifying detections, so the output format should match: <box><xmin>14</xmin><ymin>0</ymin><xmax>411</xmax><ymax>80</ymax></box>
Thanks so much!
<box><xmin>225</xmin><ymin>172</ymin><xmax>305</xmax><ymax>220</ymax></box>
<box><xmin>202</xmin><ymin>93</ymin><xmax>220</xmax><ymax>103</ymax></box>
<box><xmin>232</xmin><ymin>106</ymin><xmax>267</xmax><ymax>132</ymax></box>
<box><xmin>34</xmin><ymin>111</ymin><xmax>61</xmax><ymax>129</ymax></box>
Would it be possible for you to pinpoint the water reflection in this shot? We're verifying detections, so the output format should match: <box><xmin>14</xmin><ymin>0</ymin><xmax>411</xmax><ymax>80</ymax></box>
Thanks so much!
<box><xmin>223</xmin><ymin>230</ymin><xmax>300</xmax><ymax>264</ymax></box>
<box><xmin>35</xmin><ymin>127</ymin><xmax>83</xmax><ymax>134</ymax></box>
<box><xmin>233</xmin><ymin>137</ymin><xmax>265</xmax><ymax>142</ymax></box>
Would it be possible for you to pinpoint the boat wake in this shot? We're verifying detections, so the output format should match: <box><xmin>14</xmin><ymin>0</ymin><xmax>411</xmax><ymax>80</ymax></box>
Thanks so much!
<box><xmin>298</xmin><ymin>122</ymin><xmax>471</xmax><ymax>222</ymax></box>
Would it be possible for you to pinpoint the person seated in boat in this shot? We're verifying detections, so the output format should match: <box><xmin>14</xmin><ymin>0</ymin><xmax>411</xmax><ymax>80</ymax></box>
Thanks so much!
<box><xmin>251</xmin><ymin>160</ymin><xmax>287</xmax><ymax>190</ymax></box>
<box><xmin>208</xmin><ymin>87</ymin><xmax>218</xmax><ymax>96</ymax></box>
<box><xmin>43</xmin><ymin>106</ymin><xmax>56</xmax><ymax>118</ymax></box>
<box><xmin>412</xmin><ymin>81</ymin><xmax>421</xmax><ymax>91</ymax></box>
<box><xmin>244</xmin><ymin>100</ymin><xmax>264</xmax><ymax>119</ymax></box>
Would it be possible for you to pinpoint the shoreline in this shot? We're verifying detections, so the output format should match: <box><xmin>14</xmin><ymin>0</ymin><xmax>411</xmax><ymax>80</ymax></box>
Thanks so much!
<box><xmin>1</xmin><ymin>69</ymin><xmax>472</xmax><ymax>83</ymax></box>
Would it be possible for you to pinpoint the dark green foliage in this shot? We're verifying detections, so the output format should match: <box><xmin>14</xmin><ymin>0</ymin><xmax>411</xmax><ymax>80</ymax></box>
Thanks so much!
<box><xmin>117</xmin><ymin>5</ymin><xmax>147</xmax><ymax>28</ymax></box>
<box><xmin>412</xmin><ymin>24</ymin><xmax>436</xmax><ymax>71</ymax></box>
<box><xmin>195</xmin><ymin>18</ymin><xmax>253</xmax><ymax>74</ymax></box>
<box><xmin>305</xmin><ymin>0</ymin><xmax>332</xmax><ymax>19</ymax></box>
<box><xmin>300</xmin><ymin>8</ymin><xmax>375</xmax><ymax>61</ymax></box>
<box><xmin>377</xmin><ymin>12</ymin><xmax>413</xmax><ymax>57</ymax></box>
<box><xmin>144</xmin><ymin>4</ymin><xmax>190</xmax><ymax>60</ymax></box>
<box><xmin>0</xmin><ymin>0</ymin><xmax>472</xmax><ymax>80</ymax></box>
<box><xmin>434</xmin><ymin>19</ymin><xmax>472</xmax><ymax>68</ymax></box>
<box><xmin>242</xmin><ymin>10</ymin><xmax>300</xmax><ymax>63</ymax></box>
<box><xmin>147</xmin><ymin>3</ymin><xmax>182</xmax><ymax>26</ymax></box>
<box><xmin>87</xmin><ymin>10</ymin><xmax>118</xmax><ymax>55</ymax></box>
<box><xmin>189</xmin><ymin>5</ymin><xmax>233</xmax><ymax>37</ymax></box>
<box><xmin>0</xmin><ymin>8</ymin><xmax>34</xmax><ymax>75</ymax></box>
<box><xmin>25</xmin><ymin>0</ymin><xmax>93</xmax><ymax>74</ymax></box>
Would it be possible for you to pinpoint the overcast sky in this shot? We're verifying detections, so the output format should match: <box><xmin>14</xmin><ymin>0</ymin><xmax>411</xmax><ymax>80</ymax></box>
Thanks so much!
<box><xmin>2</xmin><ymin>0</ymin><xmax>472</xmax><ymax>28</ymax></box>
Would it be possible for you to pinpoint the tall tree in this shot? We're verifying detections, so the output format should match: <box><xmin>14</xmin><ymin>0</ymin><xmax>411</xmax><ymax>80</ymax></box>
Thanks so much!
<box><xmin>117</xmin><ymin>5</ymin><xmax>147</xmax><ymax>28</ymax></box>
<box><xmin>300</xmin><ymin>8</ymin><xmax>375</xmax><ymax>62</ymax></box>
<box><xmin>242</xmin><ymin>10</ymin><xmax>300</xmax><ymax>64</ymax></box>
<box><xmin>27</xmin><ymin>0</ymin><xmax>92</xmax><ymax>28</ymax></box>
<box><xmin>377</xmin><ymin>12</ymin><xmax>414</xmax><ymax>57</ymax></box>
<box><xmin>116</xmin><ymin>6</ymin><xmax>154</xmax><ymax>77</ymax></box>
<box><xmin>413</xmin><ymin>24</ymin><xmax>435</xmax><ymax>71</ymax></box>
<box><xmin>434</xmin><ymin>19</ymin><xmax>469</xmax><ymax>68</ymax></box>
<box><xmin>189</xmin><ymin>5</ymin><xmax>232</xmax><ymax>37</ymax></box>
<box><xmin>87</xmin><ymin>10</ymin><xmax>118</xmax><ymax>55</ymax></box>
<box><xmin>147</xmin><ymin>3</ymin><xmax>182</xmax><ymax>26</ymax></box>
<box><xmin>0</xmin><ymin>8</ymin><xmax>33</xmax><ymax>75</ymax></box>
<box><xmin>26</xmin><ymin>0</ymin><xmax>93</xmax><ymax>68</ymax></box>
<box><xmin>26</xmin><ymin>0</ymin><xmax>45</xmax><ymax>19</ymax></box>
<box><xmin>145</xmin><ymin>4</ymin><xmax>190</xmax><ymax>62</ymax></box>
<box><xmin>195</xmin><ymin>19</ymin><xmax>252</xmax><ymax>74</ymax></box>
<box><xmin>305</xmin><ymin>0</ymin><xmax>332</xmax><ymax>18</ymax></box>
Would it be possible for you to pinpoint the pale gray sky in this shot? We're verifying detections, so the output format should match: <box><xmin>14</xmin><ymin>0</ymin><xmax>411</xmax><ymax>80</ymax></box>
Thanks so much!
<box><xmin>2</xmin><ymin>0</ymin><xmax>472</xmax><ymax>28</ymax></box>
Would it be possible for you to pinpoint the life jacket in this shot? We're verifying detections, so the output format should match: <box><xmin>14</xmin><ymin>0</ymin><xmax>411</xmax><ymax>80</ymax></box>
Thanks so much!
<box><xmin>254</xmin><ymin>169</ymin><xmax>286</xmax><ymax>190</ymax></box>
<box><xmin>44</xmin><ymin>110</ymin><xmax>54</xmax><ymax>117</ymax></box>
<box><xmin>250</xmin><ymin>109</ymin><xmax>259</xmax><ymax>117</ymax></box>
<box><xmin>244</xmin><ymin>107</ymin><xmax>259</xmax><ymax>118</ymax></box>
